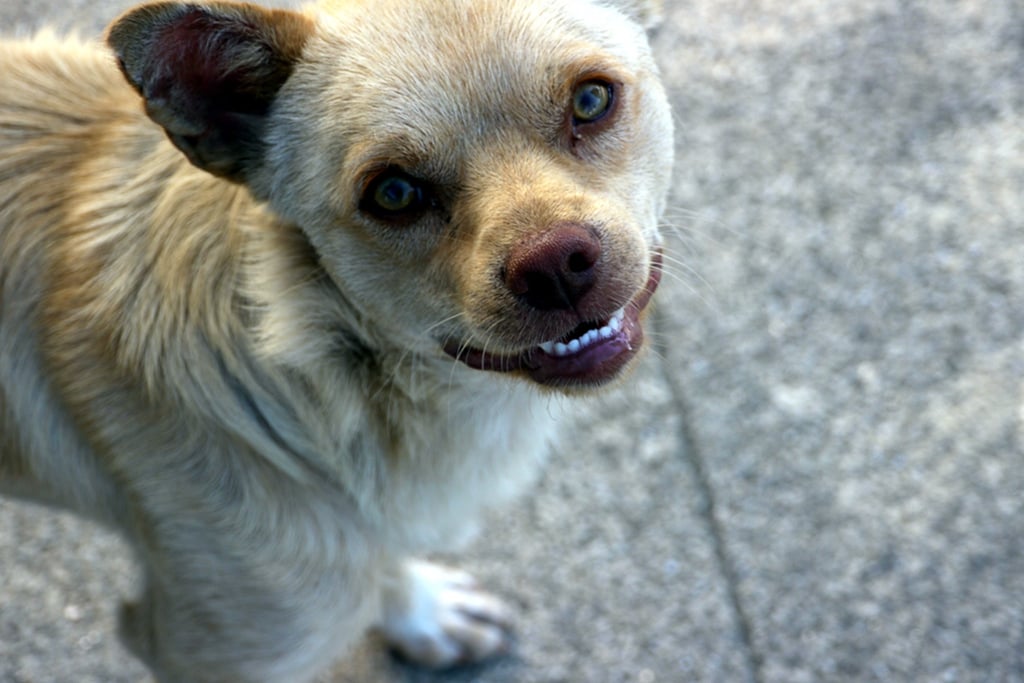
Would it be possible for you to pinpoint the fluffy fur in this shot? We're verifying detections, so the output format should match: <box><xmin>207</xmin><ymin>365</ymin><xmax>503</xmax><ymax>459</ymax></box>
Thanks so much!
<box><xmin>0</xmin><ymin>1</ymin><xmax>673</xmax><ymax>680</ymax></box>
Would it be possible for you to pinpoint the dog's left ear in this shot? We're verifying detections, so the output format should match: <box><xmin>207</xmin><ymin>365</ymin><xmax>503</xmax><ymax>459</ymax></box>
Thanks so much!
<box><xmin>107</xmin><ymin>1</ymin><xmax>314</xmax><ymax>183</ymax></box>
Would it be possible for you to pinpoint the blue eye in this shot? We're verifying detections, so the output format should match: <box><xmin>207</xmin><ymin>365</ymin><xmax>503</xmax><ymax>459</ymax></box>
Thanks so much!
<box><xmin>362</xmin><ymin>169</ymin><xmax>429</xmax><ymax>220</ymax></box>
<box><xmin>373</xmin><ymin>175</ymin><xmax>419</xmax><ymax>212</ymax></box>
<box><xmin>572</xmin><ymin>80</ymin><xmax>613</xmax><ymax>123</ymax></box>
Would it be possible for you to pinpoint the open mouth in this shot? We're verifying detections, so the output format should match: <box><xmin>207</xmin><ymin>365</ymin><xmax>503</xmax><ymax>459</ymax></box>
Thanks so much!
<box><xmin>444</xmin><ymin>251</ymin><xmax>663</xmax><ymax>388</ymax></box>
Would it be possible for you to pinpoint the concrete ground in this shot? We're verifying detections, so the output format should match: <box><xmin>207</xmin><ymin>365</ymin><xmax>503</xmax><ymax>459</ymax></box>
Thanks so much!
<box><xmin>2</xmin><ymin>0</ymin><xmax>1022</xmax><ymax>681</ymax></box>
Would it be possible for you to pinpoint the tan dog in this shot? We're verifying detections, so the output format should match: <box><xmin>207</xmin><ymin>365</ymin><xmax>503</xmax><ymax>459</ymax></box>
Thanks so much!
<box><xmin>0</xmin><ymin>0</ymin><xmax>673</xmax><ymax>680</ymax></box>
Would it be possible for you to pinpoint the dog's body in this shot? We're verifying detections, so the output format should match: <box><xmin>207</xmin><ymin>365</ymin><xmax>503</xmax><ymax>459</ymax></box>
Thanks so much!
<box><xmin>0</xmin><ymin>1</ymin><xmax>673</xmax><ymax>680</ymax></box>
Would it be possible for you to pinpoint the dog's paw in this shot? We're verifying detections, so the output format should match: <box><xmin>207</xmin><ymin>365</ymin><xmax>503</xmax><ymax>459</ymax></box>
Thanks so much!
<box><xmin>378</xmin><ymin>560</ymin><xmax>513</xmax><ymax>669</ymax></box>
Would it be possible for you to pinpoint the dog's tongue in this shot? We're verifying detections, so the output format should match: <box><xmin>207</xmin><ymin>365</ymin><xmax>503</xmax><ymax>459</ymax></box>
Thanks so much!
<box><xmin>446</xmin><ymin>253</ymin><xmax>662</xmax><ymax>388</ymax></box>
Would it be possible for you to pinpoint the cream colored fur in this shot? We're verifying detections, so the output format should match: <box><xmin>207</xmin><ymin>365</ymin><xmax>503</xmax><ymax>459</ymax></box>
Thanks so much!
<box><xmin>0</xmin><ymin>1</ymin><xmax>672</xmax><ymax>681</ymax></box>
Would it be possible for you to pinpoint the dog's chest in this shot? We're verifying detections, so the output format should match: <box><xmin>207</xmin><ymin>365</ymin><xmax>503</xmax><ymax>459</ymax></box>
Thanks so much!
<box><xmin>350</xmin><ymin>375</ymin><xmax>561</xmax><ymax>552</ymax></box>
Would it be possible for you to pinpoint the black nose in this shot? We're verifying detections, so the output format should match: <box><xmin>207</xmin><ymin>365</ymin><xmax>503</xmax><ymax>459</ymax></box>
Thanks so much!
<box><xmin>505</xmin><ymin>224</ymin><xmax>602</xmax><ymax>311</ymax></box>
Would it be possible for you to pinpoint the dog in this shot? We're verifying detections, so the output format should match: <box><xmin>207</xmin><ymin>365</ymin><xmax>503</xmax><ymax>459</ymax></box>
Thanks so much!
<box><xmin>0</xmin><ymin>0</ymin><xmax>673</xmax><ymax>680</ymax></box>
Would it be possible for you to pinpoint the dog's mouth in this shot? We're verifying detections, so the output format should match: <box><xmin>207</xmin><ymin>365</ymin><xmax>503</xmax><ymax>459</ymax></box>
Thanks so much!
<box><xmin>444</xmin><ymin>252</ymin><xmax>662</xmax><ymax>388</ymax></box>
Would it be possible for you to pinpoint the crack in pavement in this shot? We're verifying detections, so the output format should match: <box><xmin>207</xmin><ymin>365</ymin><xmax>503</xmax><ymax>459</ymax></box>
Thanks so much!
<box><xmin>652</xmin><ymin>306</ymin><xmax>764</xmax><ymax>683</ymax></box>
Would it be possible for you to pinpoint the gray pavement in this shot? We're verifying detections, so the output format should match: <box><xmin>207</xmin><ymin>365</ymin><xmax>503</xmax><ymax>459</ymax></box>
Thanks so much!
<box><xmin>1</xmin><ymin>1</ymin><xmax>1022</xmax><ymax>682</ymax></box>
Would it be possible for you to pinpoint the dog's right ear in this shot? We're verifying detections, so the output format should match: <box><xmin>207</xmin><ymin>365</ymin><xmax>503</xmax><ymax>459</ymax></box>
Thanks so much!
<box><xmin>107</xmin><ymin>2</ymin><xmax>314</xmax><ymax>183</ymax></box>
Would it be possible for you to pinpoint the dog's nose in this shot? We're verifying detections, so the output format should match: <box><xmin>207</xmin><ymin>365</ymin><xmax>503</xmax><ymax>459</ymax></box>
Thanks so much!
<box><xmin>505</xmin><ymin>224</ymin><xmax>601</xmax><ymax>311</ymax></box>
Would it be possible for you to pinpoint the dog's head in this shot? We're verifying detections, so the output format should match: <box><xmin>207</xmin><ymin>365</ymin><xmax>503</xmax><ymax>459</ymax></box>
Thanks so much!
<box><xmin>107</xmin><ymin>0</ymin><xmax>673</xmax><ymax>391</ymax></box>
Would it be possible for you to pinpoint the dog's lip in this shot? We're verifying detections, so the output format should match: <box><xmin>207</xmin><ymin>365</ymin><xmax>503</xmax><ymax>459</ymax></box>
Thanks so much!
<box><xmin>443</xmin><ymin>251</ymin><xmax>663</xmax><ymax>387</ymax></box>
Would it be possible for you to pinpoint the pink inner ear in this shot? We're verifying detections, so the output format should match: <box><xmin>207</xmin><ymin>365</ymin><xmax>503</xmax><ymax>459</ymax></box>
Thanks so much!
<box><xmin>112</xmin><ymin>4</ymin><xmax>309</xmax><ymax>182</ymax></box>
<box><xmin>154</xmin><ymin>13</ymin><xmax>229</xmax><ymax>98</ymax></box>
<box><xmin>149</xmin><ymin>10</ymin><xmax>279</xmax><ymax>117</ymax></box>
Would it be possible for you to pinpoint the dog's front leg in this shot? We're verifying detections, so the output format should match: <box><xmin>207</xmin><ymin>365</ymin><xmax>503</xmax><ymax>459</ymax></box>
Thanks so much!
<box><xmin>117</xmin><ymin>538</ymin><xmax>379</xmax><ymax>683</ymax></box>
<box><xmin>376</xmin><ymin>558</ymin><xmax>514</xmax><ymax>668</ymax></box>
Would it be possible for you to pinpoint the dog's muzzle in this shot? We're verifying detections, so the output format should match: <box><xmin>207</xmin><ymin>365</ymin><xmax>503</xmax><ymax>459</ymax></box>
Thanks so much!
<box><xmin>444</xmin><ymin>250</ymin><xmax>662</xmax><ymax>388</ymax></box>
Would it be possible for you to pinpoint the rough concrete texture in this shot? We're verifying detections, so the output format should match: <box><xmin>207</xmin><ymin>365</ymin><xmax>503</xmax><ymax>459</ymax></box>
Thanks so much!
<box><xmin>1</xmin><ymin>1</ymin><xmax>1022</xmax><ymax>682</ymax></box>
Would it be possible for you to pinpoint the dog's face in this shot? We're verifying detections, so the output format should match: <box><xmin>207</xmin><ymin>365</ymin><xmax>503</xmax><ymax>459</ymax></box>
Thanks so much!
<box><xmin>109</xmin><ymin>0</ymin><xmax>673</xmax><ymax>390</ymax></box>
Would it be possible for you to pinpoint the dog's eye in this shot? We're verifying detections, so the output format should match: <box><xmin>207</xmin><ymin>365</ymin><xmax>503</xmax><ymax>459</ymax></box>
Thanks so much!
<box><xmin>571</xmin><ymin>80</ymin><xmax>613</xmax><ymax>124</ymax></box>
<box><xmin>372</xmin><ymin>175</ymin><xmax>420</xmax><ymax>212</ymax></box>
<box><xmin>361</xmin><ymin>170</ymin><xmax>429</xmax><ymax>220</ymax></box>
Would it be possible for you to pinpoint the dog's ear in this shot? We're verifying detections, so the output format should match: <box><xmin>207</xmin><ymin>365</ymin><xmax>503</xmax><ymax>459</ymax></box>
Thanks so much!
<box><xmin>107</xmin><ymin>2</ymin><xmax>314</xmax><ymax>183</ymax></box>
<box><xmin>604</xmin><ymin>0</ymin><xmax>664</xmax><ymax>29</ymax></box>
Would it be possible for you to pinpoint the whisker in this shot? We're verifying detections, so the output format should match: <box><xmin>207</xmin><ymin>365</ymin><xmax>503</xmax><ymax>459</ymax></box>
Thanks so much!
<box><xmin>659</xmin><ymin>251</ymin><xmax>714</xmax><ymax>292</ymax></box>
<box><xmin>423</xmin><ymin>310</ymin><xmax>468</xmax><ymax>338</ymax></box>
<box><xmin>654</xmin><ymin>249</ymin><xmax>720</xmax><ymax>313</ymax></box>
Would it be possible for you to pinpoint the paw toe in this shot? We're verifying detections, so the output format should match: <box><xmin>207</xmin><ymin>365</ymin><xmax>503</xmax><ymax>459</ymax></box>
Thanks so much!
<box><xmin>380</xmin><ymin>562</ymin><xmax>515</xmax><ymax>669</ymax></box>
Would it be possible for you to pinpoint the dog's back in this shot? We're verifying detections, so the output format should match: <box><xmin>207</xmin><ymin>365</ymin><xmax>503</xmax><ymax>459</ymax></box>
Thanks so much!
<box><xmin>0</xmin><ymin>36</ymin><xmax>267</xmax><ymax>521</ymax></box>
<box><xmin>0</xmin><ymin>36</ymin><xmax>133</xmax><ymax>513</ymax></box>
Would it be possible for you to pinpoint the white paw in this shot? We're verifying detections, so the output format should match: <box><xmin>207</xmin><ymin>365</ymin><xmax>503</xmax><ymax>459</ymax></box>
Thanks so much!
<box><xmin>378</xmin><ymin>560</ymin><xmax>513</xmax><ymax>669</ymax></box>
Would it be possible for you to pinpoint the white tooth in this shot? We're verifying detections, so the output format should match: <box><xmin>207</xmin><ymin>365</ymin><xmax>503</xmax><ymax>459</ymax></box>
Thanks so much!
<box><xmin>586</xmin><ymin>329</ymin><xmax>599</xmax><ymax>345</ymax></box>
<box><xmin>612</xmin><ymin>307</ymin><xmax>626</xmax><ymax>322</ymax></box>
<box><xmin>567</xmin><ymin>339</ymin><xmax>581</xmax><ymax>354</ymax></box>
<box><xmin>581</xmin><ymin>330</ymin><xmax>594</xmax><ymax>347</ymax></box>
<box><xmin>599</xmin><ymin>325</ymin><xmax>613</xmax><ymax>339</ymax></box>
<box><xmin>539</xmin><ymin>341</ymin><xmax>556</xmax><ymax>354</ymax></box>
<box><xmin>609</xmin><ymin>315</ymin><xmax>621</xmax><ymax>331</ymax></box>
<box><xmin>554</xmin><ymin>342</ymin><xmax>569</xmax><ymax>356</ymax></box>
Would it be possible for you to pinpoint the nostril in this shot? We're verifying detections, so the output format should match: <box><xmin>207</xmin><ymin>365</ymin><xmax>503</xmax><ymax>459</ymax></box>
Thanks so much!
<box><xmin>505</xmin><ymin>224</ymin><xmax>602</xmax><ymax>311</ymax></box>
<box><xmin>567</xmin><ymin>249</ymin><xmax>596</xmax><ymax>274</ymax></box>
